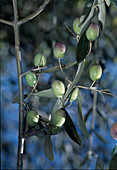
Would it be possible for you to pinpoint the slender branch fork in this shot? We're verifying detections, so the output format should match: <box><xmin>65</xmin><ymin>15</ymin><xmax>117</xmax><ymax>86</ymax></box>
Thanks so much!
<box><xmin>0</xmin><ymin>0</ymin><xmax>50</xmax><ymax>26</ymax></box>
<box><xmin>0</xmin><ymin>0</ymin><xmax>50</xmax><ymax>169</ymax></box>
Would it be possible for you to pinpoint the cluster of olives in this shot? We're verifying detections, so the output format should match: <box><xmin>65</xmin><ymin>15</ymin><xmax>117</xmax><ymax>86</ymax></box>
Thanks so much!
<box><xmin>73</xmin><ymin>17</ymin><xmax>99</xmax><ymax>41</ymax></box>
<box><xmin>26</xmin><ymin>108</ymin><xmax>66</xmax><ymax>129</ymax></box>
<box><xmin>73</xmin><ymin>18</ymin><xmax>102</xmax><ymax>82</ymax></box>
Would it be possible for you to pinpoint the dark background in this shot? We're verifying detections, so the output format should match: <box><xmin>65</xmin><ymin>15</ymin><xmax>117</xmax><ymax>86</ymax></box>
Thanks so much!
<box><xmin>1</xmin><ymin>0</ymin><xmax>117</xmax><ymax>169</ymax></box>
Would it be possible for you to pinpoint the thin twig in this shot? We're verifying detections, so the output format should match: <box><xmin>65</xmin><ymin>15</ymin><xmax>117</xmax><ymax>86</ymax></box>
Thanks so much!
<box><xmin>93</xmin><ymin>0</ymin><xmax>104</xmax><ymax>8</ymax></box>
<box><xmin>64</xmin><ymin>22</ymin><xmax>76</xmax><ymax>37</ymax></box>
<box><xmin>21</xmin><ymin>66</ymin><xmax>47</xmax><ymax>77</ymax></box>
<box><xmin>77</xmin><ymin>85</ymin><xmax>117</xmax><ymax>98</ymax></box>
<box><xmin>23</xmin><ymin>125</ymin><xmax>50</xmax><ymax>138</ymax></box>
<box><xmin>0</xmin><ymin>19</ymin><xmax>13</xmax><ymax>26</ymax></box>
<box><xmin>86</xmin><ymin>40</ymin><xmax>92</xmax><ymax>57</ymax></box>
<box><xmin>18</xmin><ymin>0</ymin><xmax>50</xmax><ymax>25</ymax></box>
<box><xmin>58</xmin><ymin>59</ymin><xmax>72</xmax><ymax>83</ymax></box>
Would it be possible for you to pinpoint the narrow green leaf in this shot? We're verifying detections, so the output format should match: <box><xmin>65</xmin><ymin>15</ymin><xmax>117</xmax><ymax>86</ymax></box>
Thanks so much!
<box><xmin>63</xmin><ymin>108</ymin><xmax>82</xmax><ymax>146</ymax></box>
<box><xmin>111</xmin><ymin>144</ymin><xmax>117</xmax><ymax>158</ymax></box>
<box><xmin>84</xmin><ymin>108</ymin><xmax>92</xmax><ymax>122</ymax></box>
<box><xmin>76</xmin><ymin>33</ymin><xmax>90</xmax><ymax>63</ymax></box>
<box><xmin>109</xmin><ymin>153</ymin><xmax>117</xmax><ymax>170</ymax></box>
<box><xmin>12</xmin><ymin>94</ymin><xmax>28</xmax><ymax>104</ymax></box>
<box><xmin>105</xmin><ymin>0</ymin><xmax>111</xmax><ymax>6</ymax></box>
<box><xmin>32</xmin><ymin>89</ymin><xmax>57</xmax><ymax>99</ymax></box>
<box><xmin>80</xmin><ymin>155</ymin><xmax>88</xmax><ymax>166</ymax></box>
<box><xmin>80</xmin><ymin>0</ymin><xmax>93</xmax><ymax>24</ymax></box>
<box><xmin>95</xmin><ymin>157</ymin><xmax>104</xmax><ymax>170</ymax></box>
<box><xmin>94</xmin><ymin>131</ymin><xmax>107</xmax><ymax>144</ymax></box>
<box><xmin>79</xmin><ymin>0</ymin><xmax>96</xmax><ymax>37</ymax></box>
<box><xmin>110</xmin><ymin>0</ymin><xmax>117</xmax><ymax>7</ymax></box>
<box><xmin>98</xmin><ymin>0</ymin><xmax>106</xmax><ymax>30</ymax></box>
<box><xmin>77</xmin><ymin>91</ymin><xmax>89</xmax><ymax>139</ymax></box>
<box><xmin>39</xmin><ymin>61</ymin><xmax>77</xmax><ymax>74</ymax></box>
<box><xmin>44</xmin><ymin>133</ymin><xmax>54</xmax><ymax>161</ymax></box>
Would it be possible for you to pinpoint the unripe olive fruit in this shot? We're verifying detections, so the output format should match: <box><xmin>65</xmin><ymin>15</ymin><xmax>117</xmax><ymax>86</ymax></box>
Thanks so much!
<box><xmin>111</xmin><ymin>123</ymin><xmax>117</xmax><ymax>140</ymax></box>
<box><xmin>70</xmin><ymin>87</ymin><xmax>79</xmax><ymax>103</ymax></box>
<box><xmin>50</xmin><ymin>127</ymin><xmax>61</xmax><ymax>135</ymax></box>
<box><xmin>86</xmin><ymin>23</ymin><xmax>99</xmax><ymax>41</ymax></box>
<box><xmin>26</xmin><ymin>110</ymin><xmax>39</xmax><ymax>126</ymax></box>
<box><xmin>90</xmin><ymin>64</ymin><xmax>102</xmax><ymax>81</ymax></box>
<box><xmin>73</xmin><ymin>18</ymin><xmax>82</xmax><ymax>34</ymax></box>
<box><xmin>34</xmin><ymin>53</ymin><xmax>46</xmax><ymax>67</ymax></box>
<box><xmin>52</xmin><ymin>109</ymin><xmax>66</xmax><ymax>127</ymax></box>
<box><xmin>53</xmin><ymin>42</ymin><xmax>66</xmax><ymax>59</ymax></box>
<box><xmin>25</xmin><ymin>72</ymin><xmax>37</xmax><ymax>86</ymax></box>
<box><xmin>52</xmin><ymin>80</ymin><xmax>65</xmax><ymax>98</ymax></box>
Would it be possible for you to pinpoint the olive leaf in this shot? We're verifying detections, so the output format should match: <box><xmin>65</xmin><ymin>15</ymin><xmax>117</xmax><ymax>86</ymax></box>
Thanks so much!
<box><xmin>95</xmin><ymin>157</ymin><xmax>104</xmax><ymax>170</ymax></box>
<box><xmin>77</xmin><ymin>91</ymin><xmax>89</xmax><ymax>139</ymax></box>
<box><xmin>79</xmin><ymin>0</ymin><xmax>93</xmax><ymax>24</ymax></box>
<box><xmin>111</xmin><ymin>144</ymin><xmax>117</xmax><ymax>158</ymax></box>
<box><xmin>109</xmin><ymin>153</ymin><xmax>117</xmax><ymax>170</ymax></box>
<box><xmin>76</xmin><ymin>33</ymin><xmax>90</xmax><ymax>63</ymax></box>
<box><xmin>12</xmin><ymin>94</ymin><xmax>28</xmax><ymax>104</ymax></box>
<box><xmin>32</xmin><ymin>89</ymin><xmax>57</xmax><ymax>99</ymax></box>
<box><xmin>63</xmin><ymin>108</ymin><xmax>82</xmax><ymax>146</ymax></box>
<box><xmin>105</xmin><ymin>0</ymin><xmax>111</xmax><ymax>6</ymax></box>
<box><xmin>44</xmin><ymin>133</ymin><xmax>54</xmax><ymax>161</ymax></box>
<box><xmin>80</xmin><ymin>155</ymin><xmax>88</xmax><ymax>166</ymax></box>
<box><xmin>98</xmin><ymin>0</ymin><xmax>106</xmax><ymax>30</ymax></box>
<box><xmin>79</xmin><ymin>0</ymin><xmax>96</xmax><ymax>37</ymax></box>
<box><xmin>93</xmin><ymin>131</ymin><xmax>107</xmax><ymax>144</ymax></box>
<box><xmin>110</xmin><ymin>0</ymin><xmax>117</xmax><ymax>7</ymax></box>
<box><xmin>84</xmin><ymin>108</ymin><xmax>92</xmax><ymax>122</ymax></box>
<box><xmin>39</xmin><ymin>61</ymin><xmax>77</xmax><ymax>74</ymax></box>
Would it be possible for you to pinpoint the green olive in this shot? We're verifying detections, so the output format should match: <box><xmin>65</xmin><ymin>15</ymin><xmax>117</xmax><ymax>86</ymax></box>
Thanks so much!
<box><xmin>25</xmin><ymin>72</ymin><xmax>37</xmax><ymax>86</ymax></box>
<box><xmin>73</xmin><ymin>17</ymin><xmax>82</xmax><ymax>34</ymax></box>
<box><xmin>86</xmin><ymin>23</ymin><xmax>99</xmax><ymax>41</ymax></box>
<box><xmin>52</xmin><ymin>80</ymin><xmax>65</xmax><ymax>98</ymax></box>
<box><xmin>26</xmin><ymin>110</ymin><xmax>39</xmax><ymax>126</ymax></box>
<box><xmin>70</xmin><ymin>87</ymin><xmax>79</xmax><ymax>103</ymax></box>
<box><xmin>111</xmin><ymin>123</ymin><xmax>117</xmax><ymax>140</ymax></box>
<box><xmin>90</xmin><ymin>64</ymin><xmax>102</xmax><ymax>81</ymax></box>
<box><xmin>52</xmin><ymin>109</ymin><xmax>66</xmax><ymax>127</ymax></box>
<box><xmin>54</xmin><ymin>42</ymin><xmax>66</xmax><ymax>59</ymax></box>
<box><xmin>34</xmin><ymin>53</ymin><xmax>46</xmax><ymax>67</ymax></box>
<box><xmin>50</xmin><ymin>127</ymin><xmax>61</xmax><ymax>135</ymax></box>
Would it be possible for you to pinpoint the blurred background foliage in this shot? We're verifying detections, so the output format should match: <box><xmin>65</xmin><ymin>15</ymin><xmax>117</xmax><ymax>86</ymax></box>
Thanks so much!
<box><xmin>1</xmin><ymin>0</ymin><xmax>117</xmax><ymax>169</ymax></box>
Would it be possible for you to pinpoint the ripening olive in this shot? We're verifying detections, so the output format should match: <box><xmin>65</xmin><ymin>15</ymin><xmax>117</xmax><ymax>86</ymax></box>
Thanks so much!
<box><xmin>52</xmin><ymin>80</ymin><xmax>65</xmax><ymax>98</ymax></box>
<box><xmin>73</xmin><ymin>17</ymin><xmax>82</xmax><ymax>35</ymax></box>
<box><xmin>111</xmin><ymin>123</ymin><xmax>117</xmax><ymax>140</ymax></box>
<box><xmin>25</xmin><ymin>72</ymin><xmax>37</xmax><ymax>86</ymax></box>
<box><xmin>34</xmin><ymin>53</ymin><xmax>46</xmax><ymax>67</ymax></box>
<box><xmin>53</xmin><ymin>42</ymin><xmax>66</xmax><ymax>59</ymax></box>
<box><xmin>52</xmin><ymin>109</ymin><xmax>66</xmax><ymax>127</ymax></box>
<box><xmin>26</xmin><ymin>110</ymin><xmax>39</xmax><ymax>126</ymax></box>
<box><xmin>86</xmin><ymin>23</ymin><xmax>99</xmax><ymax>41</ymax></box>
<box><xmin>90</xmin><ymin>64</ymin><xmax>102</xmax><ymax>81</ymax></box>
